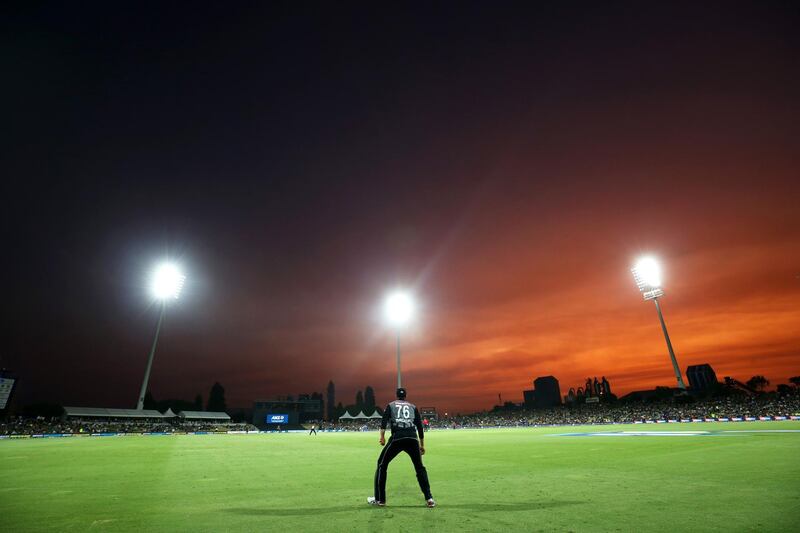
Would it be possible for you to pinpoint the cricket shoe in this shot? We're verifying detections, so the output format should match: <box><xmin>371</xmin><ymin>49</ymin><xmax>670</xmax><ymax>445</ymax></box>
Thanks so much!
<box><xmin>426</xmin><ymin>498</ymin><xmax>436</xmax><ymax>508</ymax></box>
<box><xmin>367</xmin><ymin>497</ymin><xmax>385</xmax><ymax>507</ymax></box>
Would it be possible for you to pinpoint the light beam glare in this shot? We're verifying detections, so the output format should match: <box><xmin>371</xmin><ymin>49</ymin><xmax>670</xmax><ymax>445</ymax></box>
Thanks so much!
<box><xmin>150</xmin><ymin>263</ymin><xmax>186</xmax><ymax>300</ymax></box>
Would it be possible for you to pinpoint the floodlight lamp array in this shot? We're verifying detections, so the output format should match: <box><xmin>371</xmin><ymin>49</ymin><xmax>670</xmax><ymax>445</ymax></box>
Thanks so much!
<box><xmin>631</xmin><ymin>263</ymin><xmax>664</xmax><ymax>301</ymax></box>
<box><xmin>641</xmin><ymin>288</ymin><xmax>664</xmax><ymax>301</ymax></box>
<box><xmin>631</xmin><ymin>268</ymin><xmax>649</xmax><ymax>292</ymax></box>
<box><xmin>151</xmin><ymin>264</ymin><xmax>186</xmax><ymax>301</ymax></box>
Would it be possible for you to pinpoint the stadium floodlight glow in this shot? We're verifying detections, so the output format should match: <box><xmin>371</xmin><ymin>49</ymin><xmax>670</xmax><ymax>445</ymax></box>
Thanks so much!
<box><xmin>630</xmin><ymin>256</ymin><xmax>687</xmax><ymax>390</ymax></box>
<box><xmin>384</xmin><ymin>291</ymin><xmax>414</xmax><ymax>327</ymax></box>
<box><xmin>150</xmin><ymin>263</ymin><xmax>186</xmax><ymax>300</ymax></box>
<box><xmin>137</xmin><ymin>262</ymin><xmax>186</xmax><ymax>410</ymax></box>
<box><xmin>383</xmin><ymin>290</ymin><xmax>415</xmax><ymax>389</ymax></box>
<box><xmin>632</xmin><ymin>256</ymin><xmax>661</xmax><ymax>290</ymax></box>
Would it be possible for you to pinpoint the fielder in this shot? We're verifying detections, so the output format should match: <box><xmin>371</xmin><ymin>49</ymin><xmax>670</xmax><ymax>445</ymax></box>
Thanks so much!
<box><xmin>368</xmin><ymin>387</ymin><xmax>435</xmax><ymax>508</ymax></box>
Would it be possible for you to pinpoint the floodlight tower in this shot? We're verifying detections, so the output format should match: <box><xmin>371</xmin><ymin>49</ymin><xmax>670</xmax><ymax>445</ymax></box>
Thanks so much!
<box><xmin>631</xmin><ymin>257</ymin><xmax>687</xmax><ymax>390</ymax></box>
<box><xmin>383</xmin><ymin>291</ymin><xmax>415</xmax><ymax>389</ymax></box>
<box><xmin>136</xmin><ymin>263</ymin><xmax>186</xmax><ymax>410</ymax></box>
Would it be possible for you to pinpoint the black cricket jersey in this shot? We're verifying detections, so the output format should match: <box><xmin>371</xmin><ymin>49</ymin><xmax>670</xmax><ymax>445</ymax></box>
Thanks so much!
<box><xmin>381</xmin><ymin>400</ymin><xmax>425</xmax><ymax>440</ymax></box>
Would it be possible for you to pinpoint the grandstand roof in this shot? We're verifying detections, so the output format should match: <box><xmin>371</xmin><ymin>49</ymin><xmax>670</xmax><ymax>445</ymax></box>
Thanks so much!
<box><xmin>162</xmin><ymin>408</ymin><xmax>177</xmax><ymax>417</ymax></box>
<box><xmin>177</xmin><ymin>411</ymin><xmax>231</xmax><ymax>420</ymax></box>
<box><xmin>338</xmin><ymin>411</ymin><xmax>355</xmax><ymax>419</ymax></box>
<box><xmin>368</xmin><ymin>410</ymin><xmax>382</xmax><ymax>419</ymax></box>
<box><xmin>354</xmin><ymin>410</ymin><xmax>368</xmax><ymax>419</ymax></box>
<box><xmin>63</xmin><ymin>407</ymin><xmax>167</xmax><ymax>418</ymax></box>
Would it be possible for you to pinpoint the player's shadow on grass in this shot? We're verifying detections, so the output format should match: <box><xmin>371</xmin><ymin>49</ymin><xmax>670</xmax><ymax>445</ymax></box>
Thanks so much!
<box><xmin>226</xmin><ymin>501</ymin><xmax>579</xmax><ymax>516</ymax></box>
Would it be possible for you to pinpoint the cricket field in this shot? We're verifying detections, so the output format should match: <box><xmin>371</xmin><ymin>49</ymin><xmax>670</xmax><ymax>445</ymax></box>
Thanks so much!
<box><xmin>2</xmin><ymin>422</ymin><xmax>799</xmax><ymax>532</ymax></box>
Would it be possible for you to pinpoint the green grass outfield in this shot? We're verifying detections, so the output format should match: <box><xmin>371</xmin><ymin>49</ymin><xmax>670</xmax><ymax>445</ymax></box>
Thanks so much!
<box><xmin>2</xmin><ymin>422</ymin><xmax>799</xmax><ymax>532</ymax></box>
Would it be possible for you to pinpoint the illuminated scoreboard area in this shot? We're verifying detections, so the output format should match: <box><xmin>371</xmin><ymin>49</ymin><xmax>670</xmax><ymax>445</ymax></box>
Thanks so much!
<box><xmin>252</xmin><ymin>398</ymin><xmax>322</xmax><ymax>430</ymax></box>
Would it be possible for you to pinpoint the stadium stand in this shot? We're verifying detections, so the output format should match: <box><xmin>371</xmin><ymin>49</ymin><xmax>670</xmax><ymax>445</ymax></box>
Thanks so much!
<box><xmin>64</xmin><ymin>407</ymin><xmax>167</xmax><ymax>419</ymax></box>
<box><xmin>306</xmin><ymin>419</ymin><xmax>382</xmax><ymax>431</ymax></box>
<box><xmin>0</xmin><ymin>417</ymin><xmax>257</xmax><ymax>436</ymax></box>
<box><xmin>3</xmin><ymin>391</ymin><xmax>798</xmax><ymax>436</ymax></box>
<box><xmin>1</xmin><ymin>407</ymin><xmax>253</xmax><ymax>436</ymax></box>
<box><xmin>177</xmin><ymin>411</ymin><xmax>231</xmax><ymax>422</ymax></box>
<box><xmin>435</xmin><ymin>391</ymin><xmax>800</xmax><ymax>428</ymax></box>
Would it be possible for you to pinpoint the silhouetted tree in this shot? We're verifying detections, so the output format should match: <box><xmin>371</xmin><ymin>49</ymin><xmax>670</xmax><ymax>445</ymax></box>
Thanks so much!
<box><xmin>746</xmin><ymin>375</ymin><xmax>769</xmax><ymax>392</ymax></box>
<box><xmin>776</xmin><ymin>384</ymin><xmax>792</xmax><ymax>396</ymax></box>
<box><xmin>326</xmin><ymin>381</ymin><xmax>336</xmax><ymax>421</ymax></box>
<box><xmin>355</xmin><ymin>390</ymin><xmax>364</xmax><ymax>411</ymax></box>
<box><xmin>790</xmin><ymin>376</ymin><xmax>800</xmax><ymax>388</ymax></box>
<box><xmin>207</xmin><ymin>382</ymin><xmax>227</xmax><ymax>412</ymax></box>
<box><xmin>335</xmin><ymin>401</ymin><xmax>345</xmax><ymax>419</ymax></box>
<box><xmin>194</xmin><ymin>394</ymin><xmax>203</xmax><ymax>410</ymax></box>
<box><xmin>229</xmin><ymin>409</ymin><xmax>247</xmax><ymax>423</ymax></box>
<box><xmin>364</xmin><ymin>386</ymin><xmax>376</xmax><ymax>413</ymax></box>
<box><xmin>492</xmin><ymin>401</ymin><xmax>521</xmax><ymax>412</ymax></box>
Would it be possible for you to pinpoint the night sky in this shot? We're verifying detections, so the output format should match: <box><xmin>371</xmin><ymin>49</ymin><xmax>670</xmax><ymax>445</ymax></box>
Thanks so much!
<box><xmin>4</xmin><ymin>2</ymin><xmax>799</xmax><ymax>414</ymax></box>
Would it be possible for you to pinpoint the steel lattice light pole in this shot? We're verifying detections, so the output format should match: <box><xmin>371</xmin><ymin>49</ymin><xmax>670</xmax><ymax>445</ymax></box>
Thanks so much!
<box><xmin>631</xmin><ymin>256</ymin><xmax>687</xmax><ymax>390</ymax></box>
<box><xmin>136</xmin><ymin>263</ymin><xmax>186</xmax><ymax>410</ymax></box>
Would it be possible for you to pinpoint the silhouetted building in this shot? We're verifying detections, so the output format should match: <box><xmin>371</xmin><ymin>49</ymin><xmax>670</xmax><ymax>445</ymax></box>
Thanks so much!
<box><xmin>565</xmin><ymin>387</ymin><xmax>577</xmax><ymax>404</ymax></box>
<box><xmin>620</xmin><ymin>389</ymin><xmax>662</xmax><ymax>402</ymax></box>
<box><xmin>326</xmin><ymin>381</ymin><xmax>336</xmax><ymax>421</ymax></box>
<box><xmin>523</xmin><ymin>389</ymin><xmax>536</xmax><ymax>409</ymax></box>
<box><xmin>533</xmin><ymin>376</ymin><xmax>562</xmax><ymax>408</ymax></box>
<box><xmin>585</xmin><ymin>377</ymin><xmax>594</xmax><ymax>397</ymax></box>
<box><xmin>686</xmin><ymin>364</ymin><xmax>718</xmax><ymax>391</ymax></box>
<box><xmin>576</xmin><ymin>377</ymin><xmax>614</xmax><ymax>402</ymax></box>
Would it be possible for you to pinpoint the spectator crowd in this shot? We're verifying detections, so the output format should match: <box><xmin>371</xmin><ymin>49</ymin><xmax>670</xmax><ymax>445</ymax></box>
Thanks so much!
<box><xmin>306</xmin><ymin>419</ymin><xmax>383</xmax><ymax>432</ymax></box>
<box><xmin>3</xmin><ymin>390</ymin><xmax>799</xmax><ymax>436</ymax></box>
<box><xmin>434</xmin><ymin>391</ymin><xmax>800</xmax><ymax>429</ymax></box>
<box><xmin>0</xmin><ymin>418</ymin><xmax>258</xmax><ymax>436</ymax></box>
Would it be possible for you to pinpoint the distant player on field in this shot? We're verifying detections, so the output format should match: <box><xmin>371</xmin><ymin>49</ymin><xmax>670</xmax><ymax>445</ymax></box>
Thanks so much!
<box><xmin>309</xmin><ymin>423</ymin><xmax>317</xmax><ymax>436</ymax></box>
<box><xmin>367</xmin><ymin>387</ymin><xmax>435</xmax><ymax>508</ymax></box>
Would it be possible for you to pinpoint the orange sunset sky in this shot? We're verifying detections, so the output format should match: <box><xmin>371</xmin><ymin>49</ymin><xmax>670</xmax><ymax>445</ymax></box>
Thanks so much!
<box><xmin>6</xmin><ymin>2</ymin><xmax>799</xmax><ymax>414</ymax></box>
